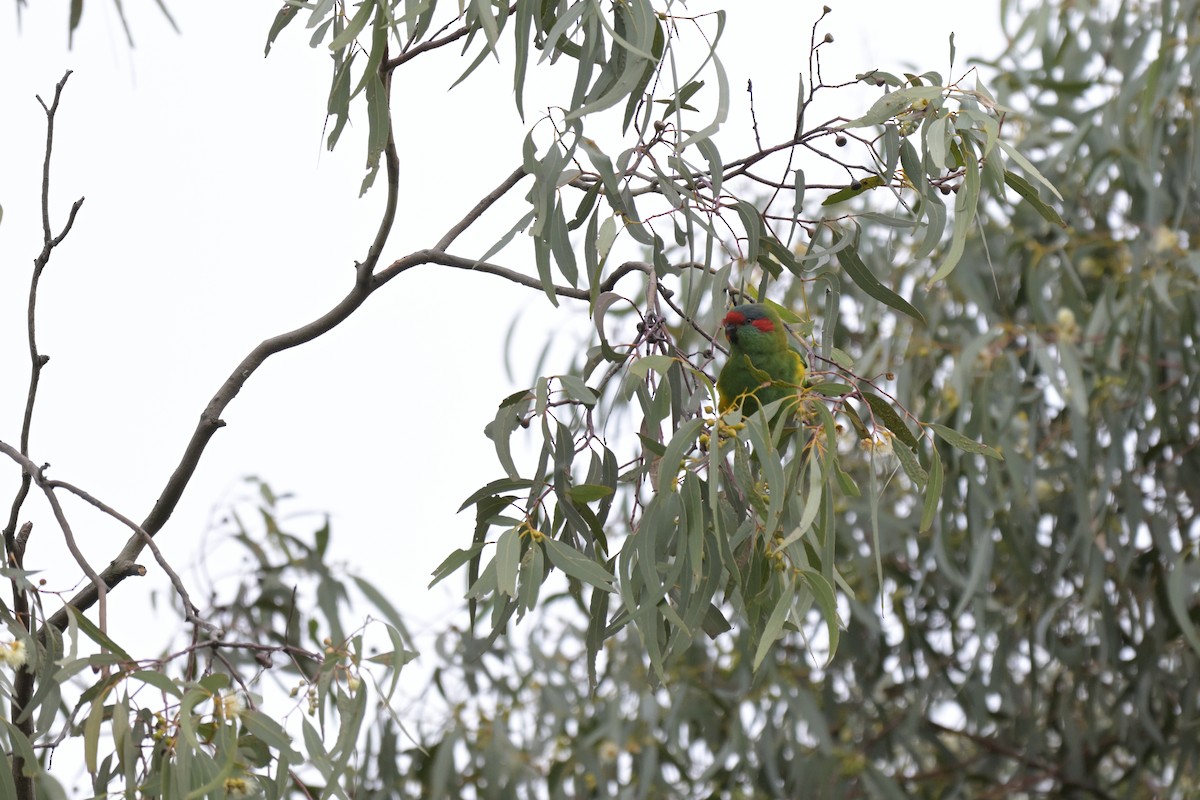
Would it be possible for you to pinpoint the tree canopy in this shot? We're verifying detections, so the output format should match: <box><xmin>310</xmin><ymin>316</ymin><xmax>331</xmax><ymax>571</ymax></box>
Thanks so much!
<box><xmin>2</xmin><ymin>0</ymin><xmax>1198</xmax><ymax>798</ymax></box>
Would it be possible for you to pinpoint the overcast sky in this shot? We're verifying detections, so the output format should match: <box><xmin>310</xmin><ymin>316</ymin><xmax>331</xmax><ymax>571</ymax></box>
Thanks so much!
<box><xmin>0</xmin><ymin>2</ymin><xmax>1010</xmax><ymax>679</ymax></box>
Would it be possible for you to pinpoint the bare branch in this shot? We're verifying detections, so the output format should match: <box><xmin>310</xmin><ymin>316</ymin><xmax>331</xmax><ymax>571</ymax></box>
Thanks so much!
<box><xmin>435</xmin><ymin>166</ymin><xmax>527</xmax><ymax>252</ymax></box>
<box><xmin>0</xmin><ymin>442</ymin><xmax>108</xmax><ymax>637</ymax></box>
<box><xmin>5</xmin><ymin>71</ymin><xmax>86</xmax><ymax>557</ymax></box>
<box><xmin>35</xmin><ymin>71</ymin><xmax>72</xmax><ymax>240</ymax></box>
<box><xmin>42</xmin><ymin>56</ymin><xmax>403</xmax><ymax>633</ymax></box>
<box><xmin>4</xmin><ymin>74</ymin><xmax>88</xmax><ymax>800</ymax></box>
<box><xmin>32</xmin><ymin>82</ymin><xmax>695</xmax><ymax>633</ymax></box>
<box><xmin>47</xmin><ymin>477</ymin><xmax>219</xmax><ymax>634</ymax></box>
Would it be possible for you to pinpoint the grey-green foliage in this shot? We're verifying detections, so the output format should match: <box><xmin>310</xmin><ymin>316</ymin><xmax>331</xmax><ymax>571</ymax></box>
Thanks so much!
<box><xmin>402</xmin><ymin>1</ymin><xmax>1200</xmax><ymax>797</ymax></box>
<box><xmin>35</xmin><ymin>0</ymin><xmax>180</xmax><ymax>47</ymax></box>
<box><xmin>266</xmin><ymin>1</ymin><xmax>1021</xmax><ymax>685</ymax></box>
<box><xmin>12</xmin><ymin>0</ymin><xmax>1197</xmax><ymax>796</ymax></box>
<box><xmin>400</xmin><ymin>0</ymin><xmax>1017</xmax><ymax>684</ymax></box>
<box><xmin>0</xmin><ymin>478</ymin><xmax>417</xmax><ymax>798</ymax></box>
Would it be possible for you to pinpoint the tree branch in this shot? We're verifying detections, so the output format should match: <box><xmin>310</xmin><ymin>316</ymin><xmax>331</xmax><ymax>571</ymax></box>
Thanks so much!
<box><xmin>4</xmin><ymin>71</ymin><xmax>85</xmax><ymax>557</ymax></box>
<box><xmin>0</xmin><ymin>443</ymin><xmax>108</xmax><ymax>636</ymax></box>
<box><xmin>35</xmin><ymin>83</ymin><xmax>691</xmax><ymax>633</ymax></box>
<box><xmin>4</xmin><ymin>72</ymin><xmax>85</xmax><ymax>800</ymax></box>
<box><xmin>435</xmin><ymin>166</ymin><xmax>527</xmax><ymax>252</ymax></box>
<box><xmin>47</xmin><ymin>477</ymin><xmax>218</xmax><ymax>634</ymax></box>
<box><xmin>42</xmin><ymin>57</ymin><xmax>405</xmax><ymax>633</ymax></box>
<box><xmin>383</xmin><ymin>4</ymin><xmax>518</xmax><ymax>72</ymax></box>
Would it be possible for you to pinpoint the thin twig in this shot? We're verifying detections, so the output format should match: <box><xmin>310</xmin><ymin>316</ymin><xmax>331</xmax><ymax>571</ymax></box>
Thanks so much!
<box><xmin>384</xmin><ymin>3</ymin><xmax>519</xmax><ymax>71</ymax></box>
<box><xmin>46</xmin><ymin>477</ymin><xmax>219</xmax><ymax>634</ymax></box>
<box><xmin>0</xmin><ymin>443</ymin><xmax>108</xmax><ymax>638</ymax></box>
<box><xmin>4</xmin><ymin>70</ymin><xmax>85</xmax><ymax>557</ymax></box>
<box><xmin>747</xmin><ymin>79</ymin><xmax>763</xmax><ymax>151</ymax></box>
<box><xmin>155</xmin><ymin>637</ymin><xmax>322</xmax><ymax>666</ymax></box>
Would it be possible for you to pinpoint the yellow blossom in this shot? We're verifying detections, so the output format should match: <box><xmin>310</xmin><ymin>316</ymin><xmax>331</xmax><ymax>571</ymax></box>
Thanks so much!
<box><xmin>1056</xmin><ymin>307</ymin><xmax>1079</xmax><ymax>342</ymax></box>
<box><xmin>862</xmin><ymin>430</ymin><xmax>894</xmax><ymax>456</ymax></box>
<box><xmin>216</xmin><ymin>691</ymin><xmax>243</xmax><ymax>721</ymax></box>
<box><xmin>224</xmin><ymin>777</ymin><xmax>260</xmax><ymax>797</ymax></box>
<box><xmin>1151</xmin><ymin>226</ymin><xmax>1179</xmax><ymax>253</ymax></box>
<box><xmin>598</xmin><ymin>740</ymin><xmax>620</xmax><ymax>763</ymax></box>
<box><xmin>0</xmin><ymin>640</ymin><xmax>27</xmax><ymax>669</ymax></box>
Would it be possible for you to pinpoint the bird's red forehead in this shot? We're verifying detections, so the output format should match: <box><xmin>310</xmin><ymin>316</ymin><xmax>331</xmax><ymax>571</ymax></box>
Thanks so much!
<box><xmin>723</xmin><ymin>309</ymin><xmax>775</xmax><ymax>332</ymax></box>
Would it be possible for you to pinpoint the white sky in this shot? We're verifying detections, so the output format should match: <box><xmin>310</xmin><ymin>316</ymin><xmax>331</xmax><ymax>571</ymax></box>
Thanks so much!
<box><xmin>0</xmin><ymin>1</ymin><xmax>1009</xmax><ymax>689</ymax></box>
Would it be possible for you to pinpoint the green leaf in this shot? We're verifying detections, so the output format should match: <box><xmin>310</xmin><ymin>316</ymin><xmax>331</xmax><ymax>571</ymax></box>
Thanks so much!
<box><xmin>359</xmin><ymin>71</ymin><xmax>390</xmax><ymax>196</ymax></box>
<box><xmin>752</xmin><ymin>578</ymin><xmax>794</xmax><ymax>670</ymax></box>
<box><xmin>569</xmin><ymin>484</ymin><xmax>614</xmax><ymax>503</ymax></box>
<box><xmin>780</xmin><ymin>458</ymin><xmax>823</xmax><ymax>548</ymax></box>
<box><xmin>821</xmin><ymin>174</ymin><xmax>886</xmax><ymax>206</ymax></box>
<box><xmin>0</xmin><ymin>719</ymin><xmax>40</xmax><ymax>779</ymax></box>
<box><xmin>926</xmin><ymin>113</ymin><xmax>952</xmax><ymax>170</ymax></box>
<box><xmin>800</xmin><ymin>567</ymin><xmax>841</xmax><ymax>662</ymax></box>
<box><xmin>930</xmin><ymin>140</ymin><xmax>981</xmax><ymax>282</ymax></box>
<box><xmin>697</xmin><ymin>137</ymin><xmax>724</xmax><ymax>198</ymax></box>
<box><xmin>558</xmin><ymin>374</ymin><xmax>597</xmax><ymax>405</ymax></box>
<box><xmin>458</xmin><ymin>478</ymin><xmax>534</xmax><ymax>511</ymax></box>
<box><xmin>655</xmin><ymin>418</ymin><xmax>705</xmax><ymax>494</ymax></box>
<box><xmin>920</xmin><ymin>448</ymin><xmax>943</xmax><ymax>532</ymax></box>
<box><xmin>832</xmin><ymin>229</ymin><xmax>926</xmax><ymax>324</ymax></box>
<box><xmin>677</xmin><ymin>11</ymin><xmax>730</xmax><ymax>149</ymax></box>
<box><xmin>542</xmin><ymin>537</ymin><xmax>615</xmax><ymax>590</ymax></box>
<box><xmin>842</xmin><ymin>85</ymin><xmax>946</xmax><ymax>128</ymax></box>
<box><xmin>997</xmin><ymin>138</ymin><xmax>1063</xmax><ymax>200</ymax></box>
<box><xmin>130</xmin><ymin>669</ymin><xmax>184</xmax><ymax>698</ymax></box>
<box><xmin>565</xmin><ymin>0</ymin><xmax>656</xmax><ymax>120</ymax></box>
<box><xmin>264</xmin><ymin>4</ymin><xmax>301</xmax><ymax>55</ymax></box>
<box><xmin>84</xmin><ymin>684</ymin><xmax>109</xmax><ymax>774</ymax></box>
<box><xmin>1004</xmin><ymin>169</ymin><xmax>1066</xmax><ymax>227</ymax></box>
<box><xmin>471</xmin><ymin>0</ymin><xmax>503</xmax><ymax>59</ymax></box>
<box><xmin>495</xmin><ymin>527</ymin><xmax>521</xmax><ymax>598</ymax></box>
<box><xmin>429</xmin><ymin>543</ymin><xmax>488</xmax><ymax>588</ymax></box>
<box><xmin>734</xmin><ymin>200</ymin><xmax>762</xmax><ymax>262</ymax></box>
<box><xmin>894</xmin><ymin>439</ymin><xmax>928</xmax><ymax>487</ymax></box>
<box><xmin>328</xmin><ymin>0</ymin><xmax>375</xmax><ymax>51</ymax></box>
<box><xmin>538</xmin><ymin>0</ymin><xmax>588</xmax><ymax>63</ymax></box>
<box><xmin>914</xmin><ymin>193</ymin><xmax>947</xmax><ymax>259</ymax></box>
<box><xmin>859</xmin><ymin>390</ymin><xmax>920</xmax><ymax>451</ymax></box>
<box><xmin>927</xmin><ymin>422</ymin><xmax>1003</xmax><ymax>459</ymax></box>
<box><xmin>67</xmin><ymin>607</ymin><xmax>134</xmax><ymax>663</ymax></box>
<box><xmin>657</xmin><ymin>79</ymin><xmax>704</xmax><ymax>117</ymax></box>
<box><xmin>627</xmin><ymin>353</ymin><xmax>677</xmax><ymax>379</ymax></box>
<box><xmin>622</xmin><ymin>15</ymin><xmax>665</xmax><ymax>131</ymax></box>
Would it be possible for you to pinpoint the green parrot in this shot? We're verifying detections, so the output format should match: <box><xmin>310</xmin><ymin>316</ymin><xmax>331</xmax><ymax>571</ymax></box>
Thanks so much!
<box><xmin>716</xmin><ymin>303</ymin><xmax>807</xmax><ymax>415</ymax></box>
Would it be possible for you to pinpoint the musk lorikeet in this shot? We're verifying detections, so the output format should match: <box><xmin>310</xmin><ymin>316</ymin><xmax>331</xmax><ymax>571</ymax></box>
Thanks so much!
<box><xmin>716</xmin><ymin>303</ymin><xmax>807</xmax><ymax>415</ymax></box>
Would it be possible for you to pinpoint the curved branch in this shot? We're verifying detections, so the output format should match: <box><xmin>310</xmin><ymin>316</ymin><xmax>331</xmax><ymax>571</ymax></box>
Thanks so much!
<box><xmin>38</xmin><ymin>123</ymin><xmax>709</xmax><ymax>631</ymax></box>
<box><xmin>42</xmin><ymin>62</ymin><xmax>405</xmax><ymax>633</ymax></box>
